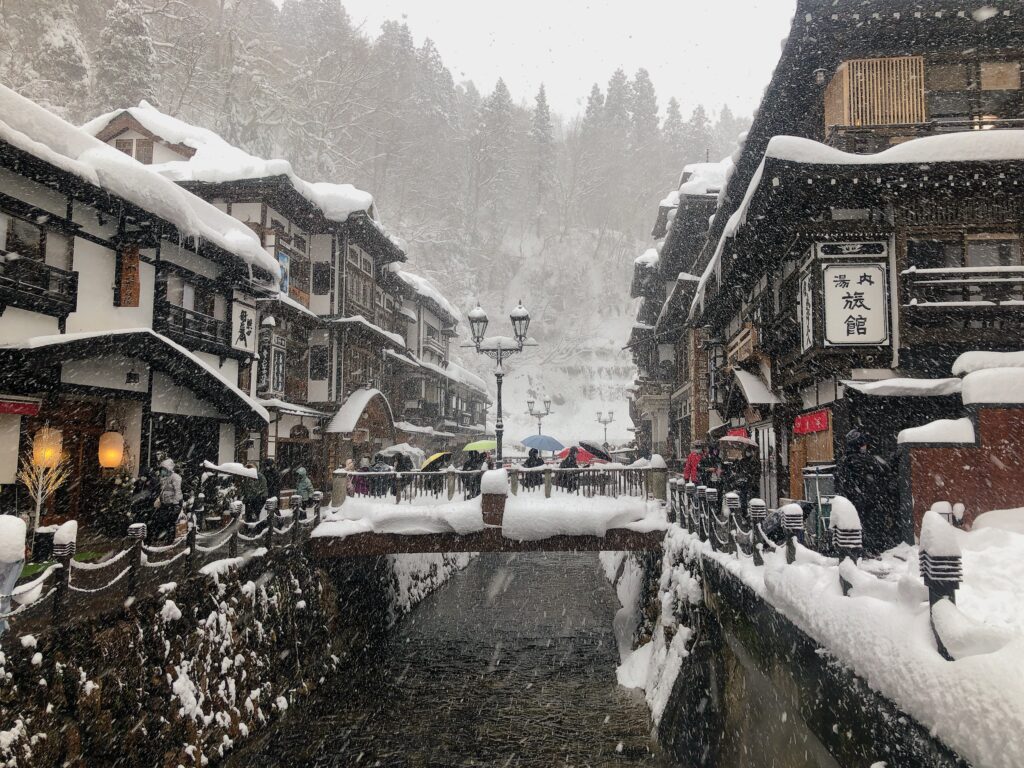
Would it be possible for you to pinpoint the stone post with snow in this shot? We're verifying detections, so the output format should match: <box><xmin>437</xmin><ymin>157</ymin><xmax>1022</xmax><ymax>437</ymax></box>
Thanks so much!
<box><xmin>648</xmin><ymin>454</ymin><xmax>668</xmax><ymax>502</ymax></box>
<box><xmin>481</xmin><ymin>469</ymin><xmax>509</xmax><ymax>527</ymax></box>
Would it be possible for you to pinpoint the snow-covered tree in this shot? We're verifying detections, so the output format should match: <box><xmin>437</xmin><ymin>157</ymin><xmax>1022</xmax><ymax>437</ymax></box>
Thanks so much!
<box><xmin>94</xmin><ymin>0</ymin><xmax>157</xmax><ymax>112</ymax></box>
<box><xmin>528</xmin><ymin>84</ymin><xmax>555</xmax><ymax>233</ymax></box>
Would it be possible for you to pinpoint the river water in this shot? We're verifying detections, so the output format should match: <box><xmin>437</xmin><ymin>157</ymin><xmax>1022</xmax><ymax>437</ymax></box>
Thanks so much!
<box><xmin>232</xmin><ymin>552</ymin><xmax>666</xmax><ymax>767</ymax></box>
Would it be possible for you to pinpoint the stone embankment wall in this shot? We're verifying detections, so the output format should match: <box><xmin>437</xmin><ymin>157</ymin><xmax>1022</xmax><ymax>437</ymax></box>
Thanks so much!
<box><xmin>0</xmin><ymin>552</ymin><xmax>469</xmax><ymax>767</ymax></box>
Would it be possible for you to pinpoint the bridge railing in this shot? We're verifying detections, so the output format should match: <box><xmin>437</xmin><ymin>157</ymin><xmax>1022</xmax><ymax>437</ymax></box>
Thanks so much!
<box><xmin>332</xmin><ymin>466</ymin><xmax>653</xmax><ymax>506</ymax></box>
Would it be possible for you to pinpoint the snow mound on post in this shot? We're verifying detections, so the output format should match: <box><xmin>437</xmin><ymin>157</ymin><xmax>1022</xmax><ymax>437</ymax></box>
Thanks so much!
<box><xmin>828</xmin><ymin>496</ymin><xmax>861</xmax><ymax>530</ymax></box>
<box><xmin>52</xmin><ymin>520</ymin><xmax>78</xmax><ymax>547</ymax></box>
<box><xmin>961</xmin><ymin>368</ymin><xmax>1024</xmax><ymax>405</ymax></box>
<box><xmin>481</xmin><ymin>470</ymin><xmax>509</xmax><ymax>496</ymax></box>
<box><xmin>897</xmin><ymin>417</ymin><xmax>976</xmax><ymax>445</ymax></box>
<box><xmin>648</xmin><ymin>454</ymin><xmax>667</xmax><ymax>470</ymax></box>
<box><xmin>920</xmin><ymin>510</ymin><xmax>961</xmax><ymax>557</ymax></box>
<box><xmin>0</xmin><ymin>516</ymin><xmax>26</xmax><ymax>563</ymax></box>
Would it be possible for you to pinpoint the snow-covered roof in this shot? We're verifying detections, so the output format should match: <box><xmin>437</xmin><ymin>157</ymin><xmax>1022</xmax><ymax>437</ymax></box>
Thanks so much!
<box><xmin>691</xmin><ymin>130</ymin><xmax>1024</xmax><ymax>320</ymax></box>
<box><xmin>330</xmin><ymin>314</ymin><xmax>405</xmax><ymax>347</ymax></box>
<box><xmin>733</xmin><ymin>369</ymin><xmax>781</xmax><ymax>406</ymax></box>
<box><xmin>81</xmin><ymin>101</ymin><xmax>377</xmax><ymax>227</ymax></box>
<box><xmin>6</xmin><ymin>328</ymin><xmax>269</xmax><ymax>423</ymax></box>
<box><xmin>953</xmin><ymin>350</ymin><xmax>1024</xmax><ymax>376</ymax></box>
<box><xmin>962</xmin><ymin>368</ymin><xmax>1024</xmax><ymax>406</ymax></box>
<box><xmin>0</xmin><ymin>87</ymin><xmax>279</xmax><ymax>281</ymax></box>
<box><xmin>842</xmin><ymin>378</ymin><xmax>963</xmax><ymax>398</ymax></box>
<box><xmin>395</xmin><ymin>269</ymin><xmax>460</xmax><ymax>324</ymax></box>
<box><xmin>677</xmin><ymin>158</ymin><xmax>731</xmax><ymax>197</ymax></box>
<box><xmin>419</xmin><ymin>358</ymin><xmax>489</xmax><ymax>397</ymax></box>
<box><xmin>257</xmin><ymin>398</ymin><xmax>330</xmax><ymax>418</ymax></box>
<box><xmin>898</xmin><ymin>417</ymin><xmax>976</xmax><ymax>445</ymax></box>
<box><xmin>325</xmin><ymin>388</ymin><xmax>394</xmax><ymax>434</ymax></box>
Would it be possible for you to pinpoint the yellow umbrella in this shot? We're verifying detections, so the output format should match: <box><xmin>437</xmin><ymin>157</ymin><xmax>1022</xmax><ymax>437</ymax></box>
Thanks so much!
<box><xmin>421</xmin><ymin>451</ymin><xmax>452</xmax><ymax>471</ymax></box>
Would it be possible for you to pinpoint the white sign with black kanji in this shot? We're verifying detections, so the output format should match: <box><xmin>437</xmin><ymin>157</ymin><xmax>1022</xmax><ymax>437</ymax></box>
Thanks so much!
<box><xmin>799</xmin><ymin>271</ymin><xmax>814</xmax><ymax>353</ymax></box>
<box><xmin>822</xmin><ymin>263</ymin><xmax>889</xmax><ymax>346</ymax></box>
<box><xmin>231</xmin><ymin>300</ymin><xmax>258</xmax><ymax>354</ymax></box>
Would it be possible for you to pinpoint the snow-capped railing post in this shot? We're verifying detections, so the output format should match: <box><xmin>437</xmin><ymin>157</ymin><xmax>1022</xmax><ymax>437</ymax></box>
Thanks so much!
<box><xmin>920</xmin><ymin>510</ymin><xmax>964</xmax><ymax>661</ymax></box>
<box><xmin>648</xmin><ymin>455</ymin><xmax>668</xmax><ymax>502</ymax></box>
<box><xmin>228</xmin><ymin>501</ymin><xmax>242</xmax><ymax>558</ymax></box>
<box><xmin>186</xmin><ymin>519</ymin><xmax>198</xmax><ymax>568</ymax></box>
<box><xmin>705</xmin><ymin>488</ymin><xmax>719</xmax><ymax>550</ymax></box>
<box><xmin>290</xmin><ymin>495</ymin><xmax>302</xmax><ymax>547</ymax></box>
<box><xmin>312</xmin><ymin>491</ymin><xmax>323</xmax><ymax>530</ymax></box>
<box><xmin>543</xmin><ymin>468</ymin><xmax>553</xmax><ymax>499</ymax></box>
<box><xmin>782</xmin><ymin>503</ymin><xmax>806</xmax><ymax>564</ymax></box>
<box><xmin>481</xmin><ymin>470</ymin><xmax>508</xmax><ymax>527</ymax></box>
<box><xmin>695</xmin><ymin>486</ymin><xmax>708</xmax><ymax>540</ymax></box>
<box><xmin>829</xmin><ymin>497</ymin><xmax>863</xmax><ymax>595</ymax></box>
<box><xmin>51</xmin><ymin>540</ymin><xmax>75</xmax><ymax>620</ymax></box>
<box><xmin>446</xmin><ymin>469</ymin><xmax>456</xmax><ymax>501</ymax></box>
<box><xmin>332</xmin><ymin>469</ymin><xmax>348</xmax><ymax>507</ymax></box>
<box><xmin>509</xmin><ymin>468</ymin><xmax>519</xmax><ymax>496</ymax></box>
<box><xmin>265</xmin><ymin>497</ymin><xmax>276</xmax><ymax>550</ymax></box>
<box><xmin>127</xmin><ymin>522</ymin><xmax>146</xmax><ymax>592</ymax></box>
<box><xmin>684</xmin><ymin>482</ymin><xmax>696</xmax><ymax>531</ymax></box>
<box><xmin>667</xmin><ymin>479</ymin><xmax>678</xmax><ymax>523</ymax></box>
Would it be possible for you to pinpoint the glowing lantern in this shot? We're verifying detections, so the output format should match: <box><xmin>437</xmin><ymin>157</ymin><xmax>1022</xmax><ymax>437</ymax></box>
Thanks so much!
<box><xmin>98</xmin><ymin>431</ymin><xmax>125</xmax><ymax>469</ymax></box>
<box><xmin>32</xmin><ymin>427</ymin><xmax>63</xmax><ymax>468</ymax></box>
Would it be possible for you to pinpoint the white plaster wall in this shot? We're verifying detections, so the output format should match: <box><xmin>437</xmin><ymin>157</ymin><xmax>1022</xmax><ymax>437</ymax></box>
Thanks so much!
<box><xmin>0</xmin><ymin>306</ymin><xmax>60</xmax><ymax>343</ymax></box>
<box><xmin>151</xmin><ymin>372</ymin><xmax>224</xmax><ymax>418</ymax></box>
<box><xmin>0</xmin><ymin>414</ymin><xmax>21</xmax><ymax>485</ymax></box>
<box><xmin>61</xmin><ymin>356</ymin><xmax>150</xmax><ymax>394</ymax></box>
<box><xmin>160</xmin><ymin>241</ymin><xmax>222</xmax><ymax>281</ymax></box>
<box><xmin>0</xmin><ymin>168</ymin><xmax>66</xmax><ymax>216</ymax></box>
<box><xmin>218</xmin><ymin>422</ymin><xmax>236</xmax><ymax>464</ymax></box>
<box><xmin>229</xmin><ymin>202</ymin><xmax>262</xmax><ymax>226</ymax></box>
<box><xmin>66</xmin><ymin>238</ymin><xmax>155</xmax><ymax>333</ymax></box>
<box><xmin>307</xmin><ymin>328</ymin><xmax>329</xmax><ymax>403</ymax></box>
<box><xmin>195</xmin><ymin>352</ymin><xmax>238</xmax><ymax>385</ymax></box>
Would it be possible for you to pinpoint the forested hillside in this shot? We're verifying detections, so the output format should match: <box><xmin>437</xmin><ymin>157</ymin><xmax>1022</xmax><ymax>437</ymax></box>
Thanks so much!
<box><xmin>0</xmin><ymin>0</ymin><xmax>749</xmax><ymax>442</ymax></box>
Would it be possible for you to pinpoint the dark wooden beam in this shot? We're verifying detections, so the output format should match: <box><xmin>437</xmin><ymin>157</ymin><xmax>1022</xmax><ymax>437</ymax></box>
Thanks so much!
<box><xmin>307</xmin><ymin>527</ymin><xmax>665</xmax><ymax>558</ymax></box>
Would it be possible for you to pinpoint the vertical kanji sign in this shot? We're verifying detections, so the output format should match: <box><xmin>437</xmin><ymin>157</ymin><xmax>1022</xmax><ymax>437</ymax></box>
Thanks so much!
<box><xmin>799</xmin><ymin>271</ymin><xmax>814</xmax><ymax>352</ymax></box>
<box><xmin>231</xmin><ymin>300</ymin><xmax>257</xmax><ymax>354</ymax></box>
<box><xmin>821</xmin><ymin>263</ymin><xmax>889</xmax><ymax>346</ymax></box>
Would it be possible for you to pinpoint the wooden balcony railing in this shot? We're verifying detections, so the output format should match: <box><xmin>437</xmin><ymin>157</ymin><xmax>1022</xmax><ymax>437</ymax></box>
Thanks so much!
<box><xmin>0</xmin><ymin>251</ymin><xmax>77</xmax><ymax>319</ymax></box>
<box><xmin>727</xmin><ymin>322</ymin><xmax>759</xmax><ymax>366</ymax></box>
<box><xmin>154</xmin><ymin>301</ymin><xmax>231</xmax><ymax>351</ymax></box>
<box><xmin>903</xmin><ymin>266</ymin><xmax>1024</xmax><ymax>308</ymax></box>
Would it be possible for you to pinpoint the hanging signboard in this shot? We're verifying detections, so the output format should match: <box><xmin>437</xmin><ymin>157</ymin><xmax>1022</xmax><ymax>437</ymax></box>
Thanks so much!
<box><xmin>799</xmin><ymin>271</ymin><xmax>814</xmax><ymax>352</ymax></box>
<box><xmin>231</xmin><ymin>299</ymin><xmax>257</xmax><ymax>354</ymax></box>
<box><xmin>821</xmin><ymin>263</ymin><xmax>889</xmax><ymax>347</ymax></box>
<box><xmin>794</xmin><ymin>408</ymin><xmax>830</xmax><ymax>435</ymax></box>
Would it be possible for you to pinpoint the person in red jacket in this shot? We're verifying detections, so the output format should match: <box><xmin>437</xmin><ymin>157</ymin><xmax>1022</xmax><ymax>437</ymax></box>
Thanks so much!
<box><xmin>683</xmin><ymin>444</ymin><xmax>704</xmax><ymax>483</ymax></box>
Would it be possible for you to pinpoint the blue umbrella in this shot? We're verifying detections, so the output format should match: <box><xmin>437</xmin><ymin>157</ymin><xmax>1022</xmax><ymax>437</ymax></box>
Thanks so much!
<box><xmin>521</xmin><ymin>434</ymin><xmax>564</xmax><ymax>452</ymax></box>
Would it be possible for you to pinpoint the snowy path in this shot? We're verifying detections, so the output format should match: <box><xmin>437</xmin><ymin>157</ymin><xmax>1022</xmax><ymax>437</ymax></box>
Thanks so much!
<box><xmin>228</xmin><ymin>553</ymin><xmax>665</xmax><ymax>766</ymax></box>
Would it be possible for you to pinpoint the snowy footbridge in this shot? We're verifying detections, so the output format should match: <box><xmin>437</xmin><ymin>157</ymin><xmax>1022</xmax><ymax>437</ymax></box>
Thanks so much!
<box><xmin>308</xmin><ymin>467</ymin><xmax>669</xmax><ymax>557</ymax></box>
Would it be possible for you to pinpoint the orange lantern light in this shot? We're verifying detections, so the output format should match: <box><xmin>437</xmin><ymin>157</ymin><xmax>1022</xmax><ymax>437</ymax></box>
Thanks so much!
<box><xmin>32</xmin><ymin>427</ymin><xmax>63</xmax><ymax>469</ymax></box>
<box><xmin>98</xmin><ymin>431</ymin><xmax>125</xmax><ymax>469</ymax></box>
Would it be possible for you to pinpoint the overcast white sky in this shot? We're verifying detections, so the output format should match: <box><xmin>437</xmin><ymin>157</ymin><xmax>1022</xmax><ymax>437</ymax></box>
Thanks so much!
<box><xmin>340</xmin><ymin>0</ymin><xmax>797</xmax><ymax>120</ymax></box>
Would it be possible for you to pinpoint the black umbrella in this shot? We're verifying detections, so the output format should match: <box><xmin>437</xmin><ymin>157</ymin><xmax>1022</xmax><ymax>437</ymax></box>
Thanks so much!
<box><xmin>579</xmin><ymin>441</ymin><xmax>613</xmax><ymax>462</ymax></box>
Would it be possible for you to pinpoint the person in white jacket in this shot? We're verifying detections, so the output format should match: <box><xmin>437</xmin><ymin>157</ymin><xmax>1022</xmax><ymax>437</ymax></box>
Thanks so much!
<box><xmin>154</xmin><ymin>458</ymin><xmax>183</xmax><ymax>541</ymax></box>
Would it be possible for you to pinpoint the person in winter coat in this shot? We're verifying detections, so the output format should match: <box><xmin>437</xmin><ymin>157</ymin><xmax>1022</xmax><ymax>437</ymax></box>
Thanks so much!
<box><xmin>262</xmin><ymin>458</ymin><xmax>281</xmax><ymax>507</ymax></box>
<box><xmin>558</xmin><ymin>446</ymin><xmax>579</xmax><ymax>491</ymax></box>
<box><xmin>153</xmin><ymin>458</ymin><xmax>183</xmax><ymax>542</ymax></box>
<box><xmin>683</xmin><ymin>446</ymin><xmax>703</xmax><ymax>484</ymax></box>
<box><xmin>732</xmin><ymin>447</ymin><xmax>762</xmax><ymax>512</ymax></box>
<box><xmin>835</xmin><ymin>429</ymin><xmax>900</xmax><ymax>556</ymax></box>
<box><xmin>240</xmin><ymin>463</ymin><xmax>268</xmax><ymax>519</ymax></box>
<box><xmin>523</xmin><ymin>448</ymin><xmax>544</xmax><ymax>488</ymax></box>
<box><xmin>697</xmin><ymin>446</ymin><xmax>722</xmax><ymax>488</ymax></box>
<box><xmin>461</xmin><ymin>451</ymin><xmax>485</xmax><ymax>497</ymax></box>
<box><xmin>294</xmin><ymin>467</ymin><xmax>315</xmax><ymax>506</ymax></box>
<box><xmin>353</xmin><ymin>458</ymin><xmax>371</xmax><ymax>496</ymax></box>
<box><xmin>369</xmin><ymin>454</ymin><xmax>392</xmax><ymax>497</ymax></box>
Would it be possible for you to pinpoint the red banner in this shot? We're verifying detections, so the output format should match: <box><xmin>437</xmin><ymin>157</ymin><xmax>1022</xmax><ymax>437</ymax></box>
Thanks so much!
<box><xmin>0</xmin><ymin>400</ymin><xmax>39</xmax><ymax>416</ymax></box>
<box><xmin>794</xmin><ymin>409</ymin><xmax>830</xmax><ymax>435</ymax></box>
<box><xmin>727</xmin><ymin>427</ymin><xmax>749</xmax><ymax>438</ymax></box>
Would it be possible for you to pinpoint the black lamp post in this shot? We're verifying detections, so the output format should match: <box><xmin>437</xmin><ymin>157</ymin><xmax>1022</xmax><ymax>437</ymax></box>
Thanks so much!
<box><xmin>596</xmin><ymin>410</ymin><xmax>615</xmax><ymax>446</ymax></box>
<box><xmin>466</xmin><ymin>301</ymin><xmax>532</xmax><ymax>463</ymax></box>
<box><xmin>526</xmin><ymin>397</ymin><xmax>553</xmax><ymax>435</ymax></box>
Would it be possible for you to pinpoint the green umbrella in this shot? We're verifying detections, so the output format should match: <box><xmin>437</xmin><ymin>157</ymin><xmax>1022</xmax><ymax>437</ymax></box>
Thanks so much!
<box><xmin>463</xmin><ymin>439</ymin><xmax>497</xmax><ymax>453</ymax></box>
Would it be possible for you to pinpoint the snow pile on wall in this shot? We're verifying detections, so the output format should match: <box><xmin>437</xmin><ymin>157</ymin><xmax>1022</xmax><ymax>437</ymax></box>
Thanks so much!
<box><xmin>0</xmin><ymin>85</ymin><xmax>279</xmax><ymax>279</ymax></box>
<box><xmin>0</xmin><ymin>516</ymin><xmax>26</xmax><ymax>563</ymax></box>
<box><xmin>387</xmin><ymin>553</ymin><xmax>475</xmax><ymax>619</ymax></box>
<box><xmin>480</xmin><ymin>469</ymin><xmax>509</xmax><ymax>496</ymax></box>
<box><xmin>683</xmin><ymin>511</ymin><xmax>1024</xmax><ymax>768</ymax></box>
<box><xmin>897</xmin><ymin>417</ymin><xmax>976</xmax><ymax>445</ymax></box>
<box><xmin>82</xmin><ymin>101</ymin><xmax>376</xmax><ymax>226</ymax></box>
<box><xmin>961</xmin><ymin>367</ymin><xmax>1024</xmax><ymax>406</ymax></box>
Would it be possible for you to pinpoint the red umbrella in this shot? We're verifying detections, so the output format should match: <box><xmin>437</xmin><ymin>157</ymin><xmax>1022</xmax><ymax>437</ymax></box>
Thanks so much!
<box><xmin>556</xmin><ymin>446</ymin><xmax>604</xmax><ymax>464</ymax></box>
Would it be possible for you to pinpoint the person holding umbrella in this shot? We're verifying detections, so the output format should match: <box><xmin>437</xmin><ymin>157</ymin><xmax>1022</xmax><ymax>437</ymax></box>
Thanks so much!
<box><xmin>558</xmin><ymin>446</ymin><xmax>580</xmax><ymax>491</ymax></box>
<box><xmin>523</xmin><ymin>448</ymin><xmax>544</xmax><ymax>488</ymax></box>
<box><xmin>732</xmin><ymin>447</ymin><xmax>761</xmax><ymax>513</ymax></box>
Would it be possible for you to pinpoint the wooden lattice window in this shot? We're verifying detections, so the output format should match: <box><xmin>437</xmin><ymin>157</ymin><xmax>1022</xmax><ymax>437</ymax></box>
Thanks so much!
<box><xmin>824</xmin><ymin>56</ymin><xmax>926</xmax><ymax>130</ymax></box>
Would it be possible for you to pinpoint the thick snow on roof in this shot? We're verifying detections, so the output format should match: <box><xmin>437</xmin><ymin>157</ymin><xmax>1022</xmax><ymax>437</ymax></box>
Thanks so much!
<box><xmin>9</xmin><ymin>328</ymin><xmax>270</xmax><ymax>422</ymax></box>
<box><xmin>733</xmin><ymin>369</ymin><xmax>782</xmax><ymax>405</ymax></box>
<box><xmin>326</xmin><ymin>388</ymin><xmax>393</xmax><ymax>434</ymax></box>
<box><xmin>897</xmin><ymin>417</ymin><xmax>975</xmax><ymax>445</ymax></box>
<box><xmin>331</xmin><ymin>315</ymin><xmax>405</xmax><ymax>347</ymax></box>
<box><xmin>843</xmin><ymin>378</ymin><xmax>963</xmax><ymax>398</ymax></box>
<box><xmin>419</xmin><ymin>358</ymin><xmax>489</xmax><ymax>397</ymax></box>
<box><xmin>396</xmin><ymin>269</ymin><xmax>460</xmax><ymax>323</ymax></box>
<box><xmin>82</xmin><ymin>101</ymin><xmax>375</xmax><ymax>225</ymax></box>
<box><xmin>953</xmin><ymin>350</ymin><xmax>1024</xmax><ymax>376</ymax></box>
<box><xmin>678</xmin><ymin>158</ymin><xmax>731</xmax><ymax>196</ymax></box>
<box><xmin>0</xmin><ymin>86</ymin><xmax>278</xmax><ymax>280</ymax></box>
<box><xmin>692</xmin><ymin>130</ymin><xmax>1024</xmax><ymax>320</ymax></box>
<box><xmin>961</xmin><ymin>367</ymin><xmax>1024</xmax><ymax>406</ymax></box>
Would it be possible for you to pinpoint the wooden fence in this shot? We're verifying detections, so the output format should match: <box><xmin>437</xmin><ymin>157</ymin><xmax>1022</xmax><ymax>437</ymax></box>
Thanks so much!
<box><xmin>0</xmin><ymin>494</ymin><xmax>323</xmax><ymax>640</ymax></box>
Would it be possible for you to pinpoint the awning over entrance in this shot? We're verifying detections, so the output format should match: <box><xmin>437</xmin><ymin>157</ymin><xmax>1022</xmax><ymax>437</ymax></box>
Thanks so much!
<box><xmin>326</xmin><ymin>387</ymin><xmax>395</xmax><ymax>435</ymax></box>
<box><xmin>733</xmin><ymin>369</ymin><xmax>783</xmax><ymax>406</ymax></box>
<box><xmin>841</xmin><ymin>378</ymin><xmax>962</xmax><ymax>398</ymax></box>
<box><xmin>0</xmin><ymin>328</ymin><xmax>269</xmax><ymax>428</ymax></box>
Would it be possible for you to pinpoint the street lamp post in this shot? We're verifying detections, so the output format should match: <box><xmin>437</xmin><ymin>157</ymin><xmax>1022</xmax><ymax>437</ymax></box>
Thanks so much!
<box><xmin>466</xmin><ymin>301</ymin><xmax>533</xmax><ymax>463</ymax></box>
<box><xmin>526</xmin><ymin>397</ymin><xmax>553</xmax><ymax>435</ymax></box>
<box><xmin>596</xmin><ymin>411</ymin><xmax>615</xmax><ymax>446</ymax></box>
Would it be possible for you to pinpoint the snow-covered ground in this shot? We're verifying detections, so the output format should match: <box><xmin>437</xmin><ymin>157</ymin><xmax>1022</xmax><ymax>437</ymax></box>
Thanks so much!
<box><xmin>622</xmin><ymin>511</ymin><xmax>1024</xmax><ymax>768</ymax></box>
<box><xmin>313</xmin><ymin>493</ymin><xmax>667</xmax><ymax>541</ymax></box>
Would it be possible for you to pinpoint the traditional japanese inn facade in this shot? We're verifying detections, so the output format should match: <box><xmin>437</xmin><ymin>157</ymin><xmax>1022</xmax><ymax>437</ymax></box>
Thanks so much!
<box><xmin>632</xmin><ymin>0</ymin><xmax>1024</xmax><ymax>507</ymax></box>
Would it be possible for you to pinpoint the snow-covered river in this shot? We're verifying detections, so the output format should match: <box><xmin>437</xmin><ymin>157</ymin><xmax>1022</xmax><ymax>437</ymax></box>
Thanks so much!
<box><xmin>230</xmin><ymin>552</ymin><xmax>665</xmax><ymax>765</ymax></box>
